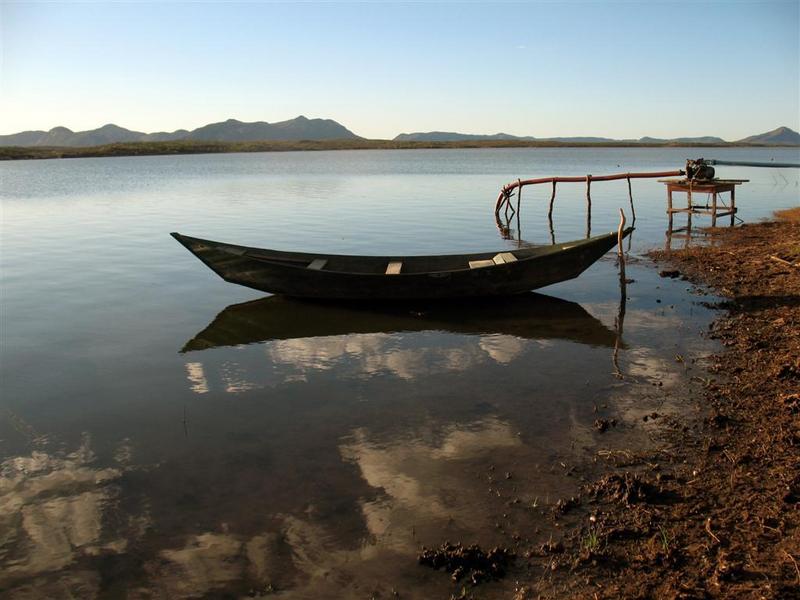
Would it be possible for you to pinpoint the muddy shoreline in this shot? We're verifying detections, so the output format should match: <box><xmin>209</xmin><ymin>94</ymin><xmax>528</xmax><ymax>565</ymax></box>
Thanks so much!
<box><xmin>509</xmin><ymin>210</ymin><xmax>800</xmax><ymax>599</ymax></box>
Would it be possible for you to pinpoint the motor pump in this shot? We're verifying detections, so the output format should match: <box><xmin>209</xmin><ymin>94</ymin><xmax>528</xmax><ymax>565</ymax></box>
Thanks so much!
<box><xmin>685</xmin><ymin>158</ymin><xmax>716</xmax><ymax>181</ymax></box>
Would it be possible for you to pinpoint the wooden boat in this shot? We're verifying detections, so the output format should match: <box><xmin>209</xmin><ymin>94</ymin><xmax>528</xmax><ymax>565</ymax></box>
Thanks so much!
<box><xmin>181</xmin><ymin>293</ymin><xmax>619</xmax><ymax>353</ymax></box>
<box><xmin>171</xmin><ymin>228</ymin><xmax>631</xmax><ymax>300</ymax></box>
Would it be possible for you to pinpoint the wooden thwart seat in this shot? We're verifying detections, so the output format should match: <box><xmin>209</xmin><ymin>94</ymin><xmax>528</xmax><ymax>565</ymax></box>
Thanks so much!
<box><xmin>386</xmin><ymin>261</ymin><xmax>402</xmax><ymax>275</ymax></box>
<box><xmin>469</xmin><ymin>252</ymin><xmax>517</xmax><ymax>269</ymax></box>
<box><xmin>307</xmin><ymin>258</ymin><xmax>328</xmax><ymax>270</ymax></box>
<box><xmin>493</xmin><ymin>252</ymin><xmax>517</xmax><ymax>264</ymax></box>
<box><xmin>469</xmin><ymin>259</ymin><xmax>495</xmax><ymax>269</ymax></box>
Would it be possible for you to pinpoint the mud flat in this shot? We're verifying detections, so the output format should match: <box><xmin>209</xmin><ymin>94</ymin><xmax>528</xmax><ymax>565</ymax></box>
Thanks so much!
<box><xmin>514</xmin><ymin>209</ymin><xmax>800</xmax><ymax>599</ymax></box>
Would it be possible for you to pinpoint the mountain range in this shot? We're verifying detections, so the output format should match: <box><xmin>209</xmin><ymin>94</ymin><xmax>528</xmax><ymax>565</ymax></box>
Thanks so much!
<box><xmin>0</xmin><ymin>116</ymin><xmax>360</xmax><ymax>147</ymax></box>
<box><xmin>0</xmin><ymin>118</ymin><xmax>797</xmax><ymax>147</ymax></box>
<box><xmin>393</xmin><ymin>126</ymin><xmax>800</xmax><ymax>145</ymax></box>
<box><xmin>391</xmin><ymin>131</ymin><xmax>620</xmax><ymax>143</ymax></box>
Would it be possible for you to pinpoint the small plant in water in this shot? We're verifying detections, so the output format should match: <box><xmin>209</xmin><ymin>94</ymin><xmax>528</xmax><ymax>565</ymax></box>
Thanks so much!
<box><xmin>658</xmin><ymin>524</ymin><xmax>672</xmax><ymax>552</ymax></box>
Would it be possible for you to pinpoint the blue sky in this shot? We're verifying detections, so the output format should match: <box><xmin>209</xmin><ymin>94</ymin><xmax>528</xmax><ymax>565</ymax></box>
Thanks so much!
<box><xmin>1</xmin><ymin>1</ymin><xmax>798</xmax><ymax>139</ymax></box>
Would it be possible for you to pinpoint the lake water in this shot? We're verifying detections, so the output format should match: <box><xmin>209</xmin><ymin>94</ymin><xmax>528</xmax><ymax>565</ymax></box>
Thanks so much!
<box><xmin>1</xmin><ymin>147</ymin><xmax>798</xmax><ymax>598</ymax></box>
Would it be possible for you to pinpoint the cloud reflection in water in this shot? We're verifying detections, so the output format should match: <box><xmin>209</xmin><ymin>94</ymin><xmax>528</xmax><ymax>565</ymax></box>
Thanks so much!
<box><xmin>0</xmin><ymin>436</ymin><xmax>147</xmax><ymax>595</ymax></box>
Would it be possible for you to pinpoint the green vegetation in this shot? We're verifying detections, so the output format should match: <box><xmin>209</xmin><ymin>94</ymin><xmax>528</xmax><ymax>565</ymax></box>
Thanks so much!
<box><xmin>0</xmin><ymin>138</ymin><xmax>783</xmax><ymax>161</ymax></box>
<box><xmin>583</xmin><ymin>527</ymin><xmax>601</xmax><ymax>552</ymax></box>
<box><xmin>658</xmin><ymin>525</ymin><xmax>672</xmax><ymax>553</ymax></box>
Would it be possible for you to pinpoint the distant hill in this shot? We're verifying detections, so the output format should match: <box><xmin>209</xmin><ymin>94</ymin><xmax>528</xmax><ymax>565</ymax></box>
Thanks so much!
<box><xmin>550</xmin><ymin>136</ymin><xmax>619</xmax><ymax>143</ymax></box>
<box><xmin>394</xmin><ymin>127</ymin><xmax>799</xmax><ymax>145</ymax></box>
<box><xmin>0</xmin><ymin>116</ymin><xmax>360</xmax><ymax>147</ymax></box>
<box><xmin>638</xmin><ymin>135</ymin><xmax>726</xmax><ymax>144</ymax></box>
<box><xmin>0</xmin><ymin>124</ymin><xmax>186</xmax><ymax>147</ymax></box>
<box><xmin>185</xmin><ymin>116</ymin><xmax>359</xmax><ymax>142</ymax></box>
<box><xmin>394</xmin><ymin>131</ymin><xmax>534</xmax><ymax>142</ymax></box>
<box><xmin>394</xmin><ymin>131</ymin><xmax>617</xmax><ymax>143</ymax></box>
<box><xmin>737</xmin><ymin>126</ymin><xmax>800</xmax><ymax>145</ymax></box>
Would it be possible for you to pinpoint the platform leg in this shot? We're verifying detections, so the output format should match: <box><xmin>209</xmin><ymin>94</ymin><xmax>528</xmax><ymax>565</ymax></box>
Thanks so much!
<box><xmin>666</xmin><ymin>189</ymin><xmax>672</xmax><ymax>230</ymax></box>
<box><xmin>730</xmin><ymin>187</ymin><xmax>736</xmax><ymax>226</ymax></box>
<box><xmin>686</xmin><ymin>189</ymin><xmax>692</xmax><ymax>230</ymax></box>
<box><xmin>711</xmin><ymin>191</ymin><xmax>717</xmax><ymax>227</ymax></box>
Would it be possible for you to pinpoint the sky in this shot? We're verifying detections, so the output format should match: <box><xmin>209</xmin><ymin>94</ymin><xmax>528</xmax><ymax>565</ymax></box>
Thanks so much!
<box><xmin>1</xmin><ymin>1</ymin><xmax>798</xmax><ymax>140</ymax></box>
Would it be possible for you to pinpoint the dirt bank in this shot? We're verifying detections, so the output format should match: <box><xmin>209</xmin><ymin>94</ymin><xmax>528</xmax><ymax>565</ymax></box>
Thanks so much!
<box><xmin>518</xmin><ymin>209</ymin><xmax>800</xmax><ymax>599</ymax></box>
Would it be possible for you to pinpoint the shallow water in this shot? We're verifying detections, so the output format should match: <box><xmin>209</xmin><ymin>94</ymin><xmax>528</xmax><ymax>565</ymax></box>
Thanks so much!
<box><xmin>1</xmin><ymin>147</ymin><xmax>798</xmax><ymax>597</ymax></box>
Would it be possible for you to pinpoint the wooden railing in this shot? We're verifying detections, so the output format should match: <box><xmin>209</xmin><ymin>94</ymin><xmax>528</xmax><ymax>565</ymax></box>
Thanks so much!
<box><xmin>494</xmin><ymin>170</ymin><xmax>684</xmax><ymax>216</ymax></box>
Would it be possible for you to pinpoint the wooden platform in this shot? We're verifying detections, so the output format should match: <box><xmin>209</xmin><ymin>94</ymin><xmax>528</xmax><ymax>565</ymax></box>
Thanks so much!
<box><xmin>659</xmin><ymin>178</ymin><xmax>748</xmax><ymax>228</ymax></box>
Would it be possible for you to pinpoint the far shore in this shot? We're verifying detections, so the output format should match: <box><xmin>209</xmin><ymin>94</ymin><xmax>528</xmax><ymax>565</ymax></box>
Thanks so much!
<box><xmin>1</xmin><ymin>138</ymin><xmax>798</xmax><ymax>161</ymax></box>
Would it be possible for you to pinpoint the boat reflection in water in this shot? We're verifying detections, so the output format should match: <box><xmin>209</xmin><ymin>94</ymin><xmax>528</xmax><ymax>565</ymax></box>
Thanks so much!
<box><xmin>182</xmin><ymin>292</ymin><xmax>618</xmax><ymax>354</ymax></box>
<box><xmin>151</xmin><ymin>292</ymin><xmax>626</xmax><ymax>598</ymax></box>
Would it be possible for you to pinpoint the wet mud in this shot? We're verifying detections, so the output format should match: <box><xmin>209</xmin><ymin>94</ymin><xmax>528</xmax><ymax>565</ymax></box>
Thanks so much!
<box><xmin>513</xmin><ymin>209</ymin><xmax>800</xmax><ymax>598</ymax></box>
<box><xmin>418</xmin><ymin>542</ymin><xmax>514</xmax><ymax>586</ymax></box>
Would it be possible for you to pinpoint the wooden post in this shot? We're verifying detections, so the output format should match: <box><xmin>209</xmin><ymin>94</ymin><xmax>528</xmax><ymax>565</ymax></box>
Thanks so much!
<box><xmin>548</xmin><ymin>182</ymin><xmax>556</xmax><ymax>244</ymax></box>
<box><xmin>613</xmin><ymin>212</ymin><xmax>627</xmax><ymax>379</ymax></box>
<box><xmin>586</xmin><ymin>174</ymin><xmax>592</xmax><ymax>209</ymax></box>
<box><xmin>730</xmin><ymin>186</ymin><xmax>736</xmax><ymax>226</ymax></box>
<box><xmin>586</xmin><ymin>175</ymin><xmax>592</xmax><ymax>239</ymax></box>
<box><xmin>627</xmin><ymin>176</ymin><xmax>636</xmax><ymax>221</ymax></box>
<box><xmin>686</xmin><ymin>181</ymin><xmax>693</xmax><ymax>231</ymax></box>
<box><xmin>515</xmin><ymin>180</ymin><xmax>522</xmax><ymax>245</ymax></box>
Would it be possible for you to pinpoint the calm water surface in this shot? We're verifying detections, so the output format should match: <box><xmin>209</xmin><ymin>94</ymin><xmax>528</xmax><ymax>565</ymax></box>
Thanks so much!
<box><xmin>1</xmin><ymin>148</ymin><xmax>798</xmax><ymax>598</ymax></box>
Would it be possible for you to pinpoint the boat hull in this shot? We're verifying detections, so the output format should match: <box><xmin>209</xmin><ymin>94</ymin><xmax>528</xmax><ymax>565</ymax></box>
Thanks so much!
<box><xmin>171</xmin><ymin>230</ymin><xmax>628</xmax><ymax>300</ymax></box>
